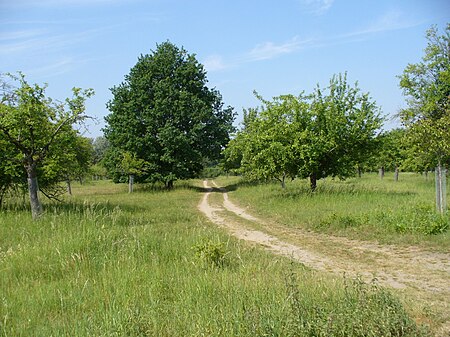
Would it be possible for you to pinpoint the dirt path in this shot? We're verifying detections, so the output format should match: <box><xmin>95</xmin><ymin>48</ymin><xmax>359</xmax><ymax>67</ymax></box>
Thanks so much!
<box><xmin>198</xmin><ymin>180</ymin><xmax>450</xmax><ymax>335</ymax></box>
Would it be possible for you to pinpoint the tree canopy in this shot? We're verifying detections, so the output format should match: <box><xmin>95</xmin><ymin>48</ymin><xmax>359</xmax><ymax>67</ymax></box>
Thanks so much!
<box><xmin>0</xmin><ymin>73</ymin><xmax>94</xmax><ymax>218</ymax></box>
<box><xmin>104</xmin><ymin>41</ymin><xmax>235</xmax><ymax>187</ymax></box>
<box><xmin>399</xmin><ymin>24</ymin><xmax>450</xmax><ymax>168</ymax></box>
<box><xmin>224</xmin><ymin>74</ymin><xmax>383</xmax><ymax>190</ymax></box>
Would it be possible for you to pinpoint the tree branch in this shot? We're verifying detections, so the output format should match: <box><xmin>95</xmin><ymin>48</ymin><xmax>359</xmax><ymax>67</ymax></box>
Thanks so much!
<box><xmin>0</xmin><ymin>124</ymin><xmax>29</xmax><ymax>154</ymax></box>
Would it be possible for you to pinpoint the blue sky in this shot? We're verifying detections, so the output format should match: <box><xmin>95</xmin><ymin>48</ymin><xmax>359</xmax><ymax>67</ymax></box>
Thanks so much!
<box><xmin>1</xmin><ymin>0</ymin><xmax>449</xmax><ymax>138</ymax></box>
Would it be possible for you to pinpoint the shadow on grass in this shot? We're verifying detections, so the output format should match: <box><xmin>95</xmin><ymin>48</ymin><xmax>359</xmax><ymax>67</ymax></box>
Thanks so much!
<box><xmin>211</xmin><ymin>177</ymin><xmax>418</xmax><ymax>199</ymax></box>
<box><xmin>0</xmin><ymin>196</ymin><xmax>148</xmax><ymax>216</ymax></box>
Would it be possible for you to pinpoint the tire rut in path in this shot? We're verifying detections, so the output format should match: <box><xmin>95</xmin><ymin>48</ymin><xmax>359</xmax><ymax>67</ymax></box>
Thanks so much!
<box><xmin>198</xmin><ymin>180</ymin><xmax>450</xmax><ymax>334</ymax></box>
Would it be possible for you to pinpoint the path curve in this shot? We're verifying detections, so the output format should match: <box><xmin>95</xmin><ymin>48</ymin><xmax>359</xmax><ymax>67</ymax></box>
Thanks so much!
<box><xmin>198</xmin><ymin>180</ymin><xmax>450</xmax><ymax>335</ymax></box>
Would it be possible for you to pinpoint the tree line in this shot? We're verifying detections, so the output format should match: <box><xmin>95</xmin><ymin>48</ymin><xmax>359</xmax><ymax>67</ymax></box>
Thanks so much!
<box><xmin>0</xmin><ymin>24</ymin><xmax>448</xmax><ymax>219</ymax></box>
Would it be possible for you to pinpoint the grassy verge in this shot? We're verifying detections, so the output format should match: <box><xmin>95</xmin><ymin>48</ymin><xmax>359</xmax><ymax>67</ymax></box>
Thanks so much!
<box><xmin>216</xmin><ymin>173</ymin><xmax>449</xmax><ymax>251</ymax></box>
<box><xmin>0</xmin><ymin>180</ymin><xmax>430</xmax><ymax>336</ymax></box>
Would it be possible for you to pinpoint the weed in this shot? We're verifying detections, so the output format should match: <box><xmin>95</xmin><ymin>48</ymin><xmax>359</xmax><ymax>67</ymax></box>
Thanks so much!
<box><xmin>284</xmin><ymin>270</ymin><xmax>430</xmax><ymax>336</ymax></box>
<box><xmin>318</xmin><ymin>213</ymin><xmax>366</xmax><ymax>229</ymax></box>
<box><xmin>377</xmin><ymin>205</ymin><xmax>449</xmax><ymax>235</ymax></box>
<box><xmin>192</xmin><ymin>238</ymin><xmax>231</xmax><ymax>268</ymax></box>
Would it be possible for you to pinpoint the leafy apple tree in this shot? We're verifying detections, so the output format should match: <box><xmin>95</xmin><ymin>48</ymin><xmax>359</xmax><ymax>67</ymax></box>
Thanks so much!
<box><xmin>225</xmin><ymin>74</ymin><xmax>383</xmax><ymax>190</ymax></box>
<box><xmin>0</xmin><ymin>73</ymin><xmax>94</xmax><ymax>219</ymax></box>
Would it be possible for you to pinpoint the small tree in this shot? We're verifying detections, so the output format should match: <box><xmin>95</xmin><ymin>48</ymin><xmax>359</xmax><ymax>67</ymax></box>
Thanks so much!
<box><xmin>118</xmin><ymin>151</ymin><xmax>147</xmax><ymax>193</ymax></box>
<box><xmin>233</xmin><ymin>96</ymin><xmax>300</xmax><ymax>188</ymax></box>
<box><xmin>0</xmin><ymin>73</ymin><xmax>94</xmax><ymax>218</ymax></box>
<box><xmin>58</xmin><ymin>135</ymin><xmax>93</xmax><ymax>195</ymax></box>
<box><xmin>92</xmin><ymin>136</ymin><xmax>109</xmax><ymax>164</ymax></box>
<box><xmin>376</xmin><ymin>128</ymin><xmax>407</xmax><ymax>181</ymax></box>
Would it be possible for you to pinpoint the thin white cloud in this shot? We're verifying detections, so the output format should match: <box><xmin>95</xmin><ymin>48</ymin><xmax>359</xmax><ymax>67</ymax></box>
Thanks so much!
<box><xmin>203</xmin><ymin>55</ymin><xmax>229</xmax><ymax>72</ymax></box>
<box><xmin>0</xmin><ymin>29</ymin><xmax>46</xmax><ymax>41</ymax></box>
<box><xmin>245</xmin><ymin>36</ymin><xmax>311</xmax><ymax>62</ymax></box>
<box><xmin>203</xmin><ymin>10</ymin><xmax>420</xmax><ymax>74</ymax></box>
<box><xmin>204</xmin><ymin>36</ymin><xmax>315</xmax><ymax>72</ymax></box>
<box><xmin>344</xmin><ymin>10</ymin><xmax>422</xmax><ymax>38</ymax></box>
<box><xmin>0</xmin><ymin>26</ymin><xmax>116</xmax><ymax>56</ymax></box>
<box><xmin>1</xmin><ymin>0</ymin><xmax>133</xmax><ymax>9</ymax></box>
<box><xmin>25</xmin><ymin>58</ymin><xmax>77</xmax><ymax>78</ymax></box>
<box><xmin>299</xmin><ymin>0</ymin><xmax>334</xmax><ymax>15</ymax></box>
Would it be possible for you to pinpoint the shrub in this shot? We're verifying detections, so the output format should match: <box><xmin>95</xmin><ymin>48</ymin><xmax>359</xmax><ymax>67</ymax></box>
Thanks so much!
<box><xmin>192</xmin><ymin>239</ymin><xmax>230</xmax><ymax>268</ymax></box>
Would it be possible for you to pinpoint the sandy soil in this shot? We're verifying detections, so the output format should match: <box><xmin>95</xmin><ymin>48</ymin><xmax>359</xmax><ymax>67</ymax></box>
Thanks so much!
<box><xmin>198</xmin><ymin>180</ymin><xmax>450</xmax><ymax>336</ymax></box>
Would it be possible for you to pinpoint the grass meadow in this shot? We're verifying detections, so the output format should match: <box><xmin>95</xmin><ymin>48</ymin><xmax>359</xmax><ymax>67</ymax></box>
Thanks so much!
<box><xmin>0</xmin><ymin>177</ymin><xmax>438</xmax><ymax>336</ymax></box>
<box><xmin>216</xmin><ymin>172</ymin><xmax>449</xmax><ymax>251</ymax></box>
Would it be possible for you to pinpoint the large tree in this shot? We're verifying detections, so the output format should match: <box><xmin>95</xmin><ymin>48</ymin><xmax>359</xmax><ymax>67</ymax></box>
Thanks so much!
<box><xmin>104</xmin><ymin>41</ymin><xmax>235</xmax><ymax>188</ymax></box>
<box><xmin>399</xmin><ymin>24</ymin><xmax>450</xmax><ymax>213</ymax></box>
<box><xmin>0</xmin><ymin>73</ymin><xmax>94</xmax><ymax>218</ymax></box>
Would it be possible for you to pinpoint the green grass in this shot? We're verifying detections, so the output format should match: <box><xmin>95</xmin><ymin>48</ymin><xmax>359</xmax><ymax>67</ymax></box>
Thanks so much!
<box><xmin>216</xmin><ymin>173</ymin><xmax>450</xmax><ymax>250</ymax></box>
<box><xmin>0</xmin><ymin>180</ymin><xmax>431</xmax><ymax>336</ymax></box>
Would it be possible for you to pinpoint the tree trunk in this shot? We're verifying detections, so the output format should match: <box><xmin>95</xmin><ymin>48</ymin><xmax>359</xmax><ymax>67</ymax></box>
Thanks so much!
<box><xmin>128</xmin><ymin>174</ymin><xmax>134</xmax><ymax>193</ymax></box>
<box><xmin>167</xmin><ymin>180</ymin><xmax>174</xmax><ymax>189</ymax></box>
<box><xmin>0</xmin><ymin>186</ymin><xmax>6</xmax><ymax>208</ymax></box>
<box><xmin>394</xmin><ymin>167</ymin><xmax>399</xmax><ymax>182</ymax></box>
<box><xmin>379</xmin><ymin>166</ymin><xmax>385</xmax><ymax>180</ymax></box>
<box><xmin>281</xmin><ymin>172</ymin><xmax>286</xmax><ymax>189</ymax></box>
<box><xmin>357</xmin><ymin>166</ymin><xmax>362</xmax><ymax>178</ymax></box>
<box><xmin>26</xmin><ymin>163</ymin><xmax>43</xmax><ymax>220</ymax></box>
<box><xmin>310</xmin><ymin>173</ymin><xmax>317</xmax><ymax>191</ymax></box>
<box><xmin>66</xmin><ymin>178</ymin><xmax>72</xmax><ymax>195</ymax></box>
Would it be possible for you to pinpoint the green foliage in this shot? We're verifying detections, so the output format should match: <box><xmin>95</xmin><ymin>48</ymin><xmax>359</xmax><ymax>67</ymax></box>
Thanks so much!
<box><xmin>192</xmin><ymin>238</ymin><xmax>230</xmax><ymax>268</ymax></box>
<box><xmin>377</xmin><ymin>205</ymin><xmax>449</xmax><ymax>235</ymax></box>
<box><xmin>285</xmin><ymin>271</ymin><xmax>428</xmax><ymax>337</ymax></box>
<box><xmin>376</xmin><ymin>128</ymin><xmax>407</xmax><ymax>171</ymax></box>
<box><xmin>0</xmin><ymin>135</ymin><xmax>24</xmax><ymax>205</ymax></box>
<box><xmin>59</xmin><ymin>135</ymin><xmax>94</xmax><ymax>183</ymax></box>
<box><xmin>200</xmin><ymin>165</ymin><xmax>224</xmax><ymax>178</ymax></box>
<box><xmin>90</xmin><ymin>163</ymin><xmax>108</xmax><ymax>180</ymax></box>
<box><xmin>317</xmin><ymin>206</ymin><xmax>449</xmax><ymax>236</ymax></box>
<box><xmin>118</xmin><ymin>151</ymin><xmax>147</xmax><ymax>176</ymax></box>
<box><xmin>91</xmin><ymin>136</ymin><xmax>109</xmax><ymax>164</ymax></box>
<box><xmin>0</xmin><ymin>73</ymin><xmax>94</xmax><ymax>216</ymax></box>
<box><xmin>104</xmin><ymin>41</ymin><xmax>235</xmax><ymax>187</ymax></box>
<box><xmin>399</xmin><ymin>24</ymin><xmax>450</xmax><ymax>168</ymax></box>
<box><xmin>225</xmin><ymin>73</ymin><xmax>383</xmax><ymax>190</ymax></box>
<box><xmin>318</xmin><ymin>213</ymin><xmax>368</xmax><ymax>229</ymax></box>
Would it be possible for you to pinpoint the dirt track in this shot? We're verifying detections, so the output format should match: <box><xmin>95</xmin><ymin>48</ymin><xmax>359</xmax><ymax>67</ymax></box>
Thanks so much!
<box><xmin>198</xmin><ymin>180</ymin><xmax>450</xmax><ymax>336</ymax></box>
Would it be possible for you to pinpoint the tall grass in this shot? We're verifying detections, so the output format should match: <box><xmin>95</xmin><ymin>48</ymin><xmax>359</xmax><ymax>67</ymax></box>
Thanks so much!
<box><xmin>0</xmin><ymin>180</ymin><xmax>430</xmax><ymax>336</ymax></box>
<box><xmin>217</xmin><ymin>173</ymin><xmax>449</xmax><ymax>250</ymax></box>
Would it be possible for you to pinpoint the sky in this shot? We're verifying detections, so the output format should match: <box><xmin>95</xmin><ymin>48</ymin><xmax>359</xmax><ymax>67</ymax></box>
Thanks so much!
<box><xmin>1</xmin><ymin>0</ymin><xmax>449</xmax><ymax>138</ymax></box>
